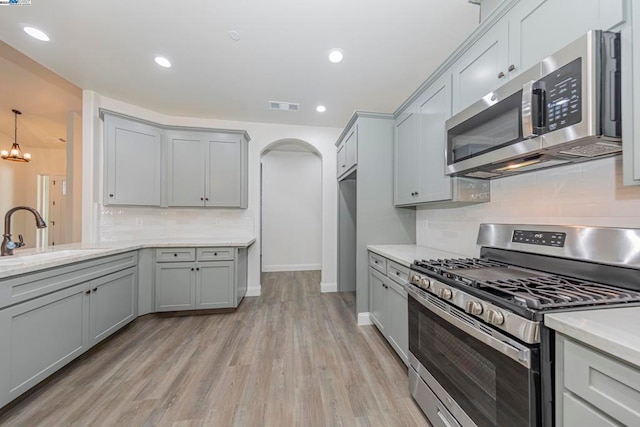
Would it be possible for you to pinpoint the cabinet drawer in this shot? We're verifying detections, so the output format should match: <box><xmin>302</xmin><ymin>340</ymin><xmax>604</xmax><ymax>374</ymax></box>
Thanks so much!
<box><xmin>196</xmin><ymin>247</ymin><xmax>234</xmax><ymax>261</ymax></box>
<box><xmin>369</xmin><ymin>252</ymin><xmax>387</xmax><ymax>273</ymax></box>
<box><xmin>155</xmin><ymin>248</ymin><xmax>196</xmax><ymax>262</ymax></box>
<box><xmin>562</xmin><ymin>337</ymin><xmax>640</xmax><ymax>426</ymax></box>
<box><xmin>387</xmin><ymin>261</ymin><xmax>409</xmax><ymax>286</ymax></box>
<box><xmin>0</xmin><ymin>252</ymin><xmax>137</xmax><ymax>309</ymax></box>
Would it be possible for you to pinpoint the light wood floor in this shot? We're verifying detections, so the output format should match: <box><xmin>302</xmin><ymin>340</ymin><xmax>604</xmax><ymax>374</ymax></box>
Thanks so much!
<box><xmin>0</xmin><ymin>271</ymin><xmax>430</xmax><ymax>427</ymax></box>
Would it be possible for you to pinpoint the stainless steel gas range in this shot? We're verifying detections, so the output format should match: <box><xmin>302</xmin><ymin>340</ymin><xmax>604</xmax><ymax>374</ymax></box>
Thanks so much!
<box><xmin>407</xmin><ymin>224</ymin><xmax>640</xmax><ymax>427</ymax></box>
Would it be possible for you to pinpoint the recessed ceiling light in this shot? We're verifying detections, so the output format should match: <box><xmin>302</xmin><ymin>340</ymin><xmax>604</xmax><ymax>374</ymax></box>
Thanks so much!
<box><xmin>154</xmin><ymin>56</ymin><xmax>172</xmax><ymax>68</ymax></box>
<box><xmin>23</xmin><ymin>27</ymin><xmax>50</xmax><ymax>42</ymax></box>
<box><xmin>316</xmin><ymin>105</ymin><xmax>326</xmax><ymax>113</ymax></box>
<box><xmin>228</xmin><ymin>30</ymin><xmax>241</xmax><ymax>41</ymax></box>
<box><xmin>328</xmin><ymin>49</ymin><xmax>343</xmax><ymax>63</ymax></box>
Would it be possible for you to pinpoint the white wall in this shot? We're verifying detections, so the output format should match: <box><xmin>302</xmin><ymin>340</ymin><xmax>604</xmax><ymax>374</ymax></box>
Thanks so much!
<box><xmin>261</xmin><ymin>150</ymin><xmax>322</xmax><ymax>272</ymax></box>
<box><xmin>82</xmin><ymin>91</ymin><xmax>342</xmax><ymax>296</ymax></box>
<box><xmin>416</xmin><ymin>157</ymin><xmax>640</xmax><ymax>257</ymax></box>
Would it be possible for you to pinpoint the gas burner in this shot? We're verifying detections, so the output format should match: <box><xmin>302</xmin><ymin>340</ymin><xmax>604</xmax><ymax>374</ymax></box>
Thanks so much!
<box><xmin>478</xmin><ymin>276</ymin><xmax>640</xmax><ymax>310</ymax></box>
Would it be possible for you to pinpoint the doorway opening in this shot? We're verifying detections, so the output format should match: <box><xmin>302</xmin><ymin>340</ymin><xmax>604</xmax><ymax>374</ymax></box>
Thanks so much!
<box><xmin>260</xmin><ymin>139</ymin><xmax>322</xmax><ymax>278</ymax></box>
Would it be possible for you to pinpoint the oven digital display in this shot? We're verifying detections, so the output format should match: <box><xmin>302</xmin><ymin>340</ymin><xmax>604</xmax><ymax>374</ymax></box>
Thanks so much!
<box><xmin>512</xmin><ymin>230</ymin><xmax>566</xmax><ymax>247</ymax></box>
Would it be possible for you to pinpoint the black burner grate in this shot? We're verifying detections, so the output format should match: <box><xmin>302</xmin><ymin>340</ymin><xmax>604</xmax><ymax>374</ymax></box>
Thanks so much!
<box><xmin>479</xmin><ymin>276</ymin><xmax>640</xmax><ymax>309</ymax></box>
<box><xmin>413</xmin><ymin>257</ymin><xmax>640</xmax><ymax>311</ymax></box>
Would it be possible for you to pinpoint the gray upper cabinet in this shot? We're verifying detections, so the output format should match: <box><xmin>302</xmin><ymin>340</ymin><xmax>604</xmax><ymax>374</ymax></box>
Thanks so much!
<box><xmin>167</xmin><ymin>131</ymin><xmax>248</xmax><ymax>208</ymax></box>
<box><xmin>104</xmin><ymin>114</ymin><xmax>163</xmax><ymax>206</ymax></box>
<box><xmin>394</xmin><ymin>111</ymin><xmax>420</xmax><ymax>205</ymax></box>
<box><xmin>417</xmin><ymin>75</ymin><xmax>453</xmax><ymax>203</ymax></box>
<box><xmin>336</xmin><ymin>124</ymin><xmax>358</xmax><ymax>180</ymax></box>
<box><xmin>452</xmin><ymin>0</ymin><xmax>624</xmax><ymax>115</ymax></box>
<box><xmin>167</xmin><ymin>132</ymin><xmax>207</xmax><ymax>207</ymax></box>
<box><xmin>102</xmin><ymin>110</ymin><xmax>250</xmax><ymax>207</ymax></box>
<box><xmin>509</xmin><ymin>0</ymin><xmax>625</xmax><ymax>80</ymax></box>
<box><xmin>452</xmin><ymin>20</ymin><xmax>508</xmax><ymax>115</ymax></box>
<box><xmin>207</xmin><ymin>136</ymin><xmax>247</xmax><ymax>208</ymax></box>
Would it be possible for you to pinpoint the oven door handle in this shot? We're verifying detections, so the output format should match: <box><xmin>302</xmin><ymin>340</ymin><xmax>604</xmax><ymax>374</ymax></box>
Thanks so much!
<box><xmin>408</xmin><ymin>286</ymin><xmax>532</xmax><ymax>368</ymax></box>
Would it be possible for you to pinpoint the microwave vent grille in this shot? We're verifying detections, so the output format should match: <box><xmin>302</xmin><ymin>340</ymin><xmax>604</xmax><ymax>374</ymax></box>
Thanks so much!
<box><xmin>466</xmin><ymin>171</ymin><xmax>501</xmax><ymax>179</ymax></box>
<box><xmin>558</xmin><ymin>141</ymin><xmax>622</xmax><ymax>158</ymax></box>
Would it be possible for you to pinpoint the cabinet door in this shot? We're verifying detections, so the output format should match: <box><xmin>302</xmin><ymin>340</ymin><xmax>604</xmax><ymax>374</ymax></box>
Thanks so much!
<box><xmin>369</xmin><ymin>268</ymin><xmax>387</xmax><ymax>334</ymax></box>
<box><xmin>168</xmin><ymin>133</ymin><xmax>206</xmax><ymax>207</ymax></box>
<box><xmin>386</xmin><ymin>280</ymin><xmax>408</xmax><ymax>364</ymax></box>
<box><xmin>417</xmin><ymin>74</ymin><xmax>453</xmax><ymax>203</ymax></box>
<box><xmin>561</xmin><ymin>392</ymin><xmax>619</xmax><ymax>427</ymax></box>
<box><xmin>155</xmin><ymin>263</ymin><xmax>196</xmax><ymax>311</ymax></box>
<box><xmin>88</xmin><ymin>268</ymin><xmax>137</xmax><ymax>347</ymax></box>
<box><xmin>337</xmin><ymin>143</ymin><xmax>347</xmax><ymax>178</ymax></box>
<box><xmin>0</xmin><ymin>283</ymin><xmax>88</xmax><ymax>407</ymax></box>
<box><xmin>508</xmin><ymin>0</ymin><xmax>622</xmax><ymax>80</ymax></box>
<box><xmin>196</xmin><ymin>261</ymin><xmax>235</xmax><ymax>309</ymax></box>
<box><xmin>344</xmin><ymin>125</ymin><xmax>358</xmax><ymax>170</ymax></box>
<box><xmin>394</xmin><ymin>111</ymin><xmax>420</xmax><ymax>205</ymax></box>
<box><xmin>452</xmin><ymin>21</ymin><xmax>509</xmax><ymax>114</ymax></box>
<box><xmin>206</xmin><ymin>136</ymin><xmax>245</xmax><ymax>207</ymax></box>
<box><xmin>104</xmin><ymin>115</ymin><xmax>163</xmax><ymax>206</ymax></box>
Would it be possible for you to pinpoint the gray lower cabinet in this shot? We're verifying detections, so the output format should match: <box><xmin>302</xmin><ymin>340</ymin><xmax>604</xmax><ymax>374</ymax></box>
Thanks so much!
<box><xmin>368</xmin><ymin>251</ymin><xmax>409</xmax><ymax>365</ymax></box>
<box><xmin>555</xmin><ymin>334</ymin><xmax>640</xmax><ymax>426</ymax></box>
<box><xmin>0</xmin><ymin>259</ymin><xmax>138</xmax><ymax>408</ymax></box>
<box><xmin>155</xmin><ymin>248</ymin><xmax>244</xmax><ymax>312</ymax></box>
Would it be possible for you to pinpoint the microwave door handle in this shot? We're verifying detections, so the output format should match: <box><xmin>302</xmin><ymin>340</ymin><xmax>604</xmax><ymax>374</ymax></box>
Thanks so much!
<box><xmin>522</xmin><ymin>81</ymin><xmax>537</xmax><ymax>139</ymax></box>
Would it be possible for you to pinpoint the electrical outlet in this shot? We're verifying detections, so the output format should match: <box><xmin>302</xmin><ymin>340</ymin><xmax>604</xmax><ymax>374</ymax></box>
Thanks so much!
<box><xmin>135</xmin><ymin>218</ymin><xmax>144</xmax><ymax>226</ymax></box>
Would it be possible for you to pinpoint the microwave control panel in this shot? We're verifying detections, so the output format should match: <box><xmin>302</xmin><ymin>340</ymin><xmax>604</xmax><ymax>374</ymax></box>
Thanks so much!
<box><xmin>512</xmin><ymin>230</ymin><xmax>567</xmax><ymax>247</ymax></box>
<box><xmin>541</xmin><ymin>58</ymin><xmax>582</xmax><ymax>133</ymax></box>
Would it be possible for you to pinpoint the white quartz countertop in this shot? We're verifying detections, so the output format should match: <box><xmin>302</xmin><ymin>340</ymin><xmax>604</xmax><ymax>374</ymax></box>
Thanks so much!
<box><xmin>0</xmin><ymin>236</ymin><xmax>256</xmax><ymax>279</ymax></box>
<box><xmin>545</xmin><ymin>307</ymin><xmax>640</xmax><ymax>368</ymax></box>
<box><xmin>367</xmin><ymin>244</ymin><xmax>468</xmax><ymax>268</ymax></box>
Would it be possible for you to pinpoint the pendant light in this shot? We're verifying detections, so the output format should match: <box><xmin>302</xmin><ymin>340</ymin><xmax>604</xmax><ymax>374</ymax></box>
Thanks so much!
<box><xmin>1</xmin><ymin>109</ymin><xmax>31</xmax><ymax>163</ymax></box>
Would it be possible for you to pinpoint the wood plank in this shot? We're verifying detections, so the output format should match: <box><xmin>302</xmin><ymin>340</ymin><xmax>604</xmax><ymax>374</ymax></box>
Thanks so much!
<box><xmin>0</xmin><ymin>271</ymin><xmax>430</xmax><ymax>427</ymax></box>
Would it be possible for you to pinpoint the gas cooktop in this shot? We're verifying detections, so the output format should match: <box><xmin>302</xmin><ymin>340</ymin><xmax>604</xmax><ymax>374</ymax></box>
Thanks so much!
<box><xmin>412</xmin><ymin>258</ymin><xmax>640</xmax><ymax>311</ymax></box>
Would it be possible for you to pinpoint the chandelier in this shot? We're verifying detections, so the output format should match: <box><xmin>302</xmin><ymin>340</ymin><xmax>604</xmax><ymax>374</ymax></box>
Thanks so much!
<box><xmin>1</xmin><ymin>109</ymin><xmax>31</xmax><ymax>163</ymax></box>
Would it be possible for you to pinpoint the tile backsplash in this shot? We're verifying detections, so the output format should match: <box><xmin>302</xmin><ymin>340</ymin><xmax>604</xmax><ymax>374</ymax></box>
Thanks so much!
<box><xmin>416</xmin><ymin>157</ymin><xmax>640</xmax><ymax>257</ymax></box>
<box><xmin>99</xmin><ymin>205</ymin><xmax>255</xmax><ymax>242</ymax></box>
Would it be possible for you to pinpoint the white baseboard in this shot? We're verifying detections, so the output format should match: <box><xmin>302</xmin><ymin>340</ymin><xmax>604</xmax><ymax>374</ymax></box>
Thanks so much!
<box><xmin>357</xmin><ymin>312</ymin><xmax>372</xmax><ymax>326</ymax></box>
<box><xmin>320</xmin><ymin>282</ymin><xmax>338</xmax><ymax>293</ymax></box>
<box><xmin>246</xmin><ymin>285</ymin><xmax>261</xmax><ymax>297</ymax></box>
<box><xmin>262</xmin><ymin>264</ymin><xmax>321</xmax><ymax>272</ymax></box>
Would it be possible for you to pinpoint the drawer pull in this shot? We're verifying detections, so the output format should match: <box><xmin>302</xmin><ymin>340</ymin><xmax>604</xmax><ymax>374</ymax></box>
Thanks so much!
<box><xmin>174</xmin><ymin>253</ymin><xmax>177</xmax><ymax>257</ymax></box>
<box><xmin>396</xmin><ymin>271</ymin><xmax>400</xmax><ymax>276</ymax></box>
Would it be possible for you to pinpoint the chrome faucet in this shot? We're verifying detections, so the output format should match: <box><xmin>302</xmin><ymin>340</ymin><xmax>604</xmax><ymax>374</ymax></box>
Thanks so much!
<box><xmin>1</xmin><ymin>206</ymin><xmax>47</xmax><ymax>256</ymax></box>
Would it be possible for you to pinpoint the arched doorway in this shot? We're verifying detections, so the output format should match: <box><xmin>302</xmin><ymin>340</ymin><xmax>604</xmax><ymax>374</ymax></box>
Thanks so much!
<box><xmin>260</xmin><ymin>139</ymin><xmax>323</xmax><ymax>279</ymax></box>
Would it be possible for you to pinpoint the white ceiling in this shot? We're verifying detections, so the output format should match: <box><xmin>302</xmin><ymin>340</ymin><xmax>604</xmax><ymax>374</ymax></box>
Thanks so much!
<box><xmin>0</xmin><ymin>0</ymin><xmax>480</xmax><ymax>128</ymax></box>
<box><xmin>0</xmin><ymin>42</ymin><xmax>81</xmax><ymax>150</ymax></box>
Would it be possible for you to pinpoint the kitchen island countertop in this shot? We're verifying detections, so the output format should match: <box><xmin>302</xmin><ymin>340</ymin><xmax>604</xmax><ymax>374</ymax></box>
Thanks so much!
<box><xmin>545</xmin><ymin>307</ymin><xmax>640</xmax><ymax>368</ymax></box>
<box><xmin>0</xmin><ymin>236</ymin><xmax>256</xmax><ymax>279</ymax></box>
<box><xmin>367</xmin><ymin>244</ymin><xmax>469</xmax><ymax>268</ymax></box>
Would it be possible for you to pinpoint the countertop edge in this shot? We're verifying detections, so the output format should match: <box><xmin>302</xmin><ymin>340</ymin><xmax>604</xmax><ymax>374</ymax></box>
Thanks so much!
<box><xmin>0</xmin><ymin>238</ymin><xmax>256</xmax><ymax>280</ymax></box>
<box><xmin>545</xmin><ymin>311</ymin><xmax>640</xmax><ymax>369</ymax></box>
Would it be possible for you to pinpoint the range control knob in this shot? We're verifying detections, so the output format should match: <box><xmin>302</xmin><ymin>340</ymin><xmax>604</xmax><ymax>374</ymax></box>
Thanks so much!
<box><xmin>487</xmin><ymin>309</ymin><xmax>505</xmax><ymax>325</ymax></box>
<box><xmin>420</xmin><ymin>277</ymin><xmax>431</xmax><ymax>289</ymax></box>
<box><xmin>438</xmin><ymin>288</ymin><xmax>453</xmax><ymax>300</ymax></box>
<box><xmin>410</xmin><ymin>274</ymin><xmax>420</xmax><ymax>285</ymax></box>
<box><xmin>465</xmin><ymin>301</ymin><xmax>483</xmax><ymax>316</ymax></box>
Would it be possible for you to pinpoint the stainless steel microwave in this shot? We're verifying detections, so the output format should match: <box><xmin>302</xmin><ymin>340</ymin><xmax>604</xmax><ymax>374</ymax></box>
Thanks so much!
<box><xmin>446</xmin><ymin>30</ymin><xmax>621</xmax><ymax>179</ymax></box>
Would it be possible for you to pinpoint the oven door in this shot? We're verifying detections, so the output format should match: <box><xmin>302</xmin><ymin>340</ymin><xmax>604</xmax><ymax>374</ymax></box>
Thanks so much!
<box><xmin>408</xmin><ymin>286</ymin><xmax>540</xmax><ymax>427</ymax></box>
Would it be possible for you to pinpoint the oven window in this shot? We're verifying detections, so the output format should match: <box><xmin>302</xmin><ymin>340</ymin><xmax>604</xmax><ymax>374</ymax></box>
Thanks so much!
<box><xmin>448</xmin><ymin>90</ymin><xmax>524</xmax><ymax>164</ymax></box>
<box><xmin>409</xmin><ymin>295</ymin><xmax>537</xmax><ymax>427</ymax></box>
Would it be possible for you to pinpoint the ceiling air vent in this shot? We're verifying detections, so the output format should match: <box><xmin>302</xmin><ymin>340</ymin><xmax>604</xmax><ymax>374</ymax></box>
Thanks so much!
<box><xmin>269</xmin><ymin>101</ymin><xmax>300</xmax><ymax>112</ymax></box>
